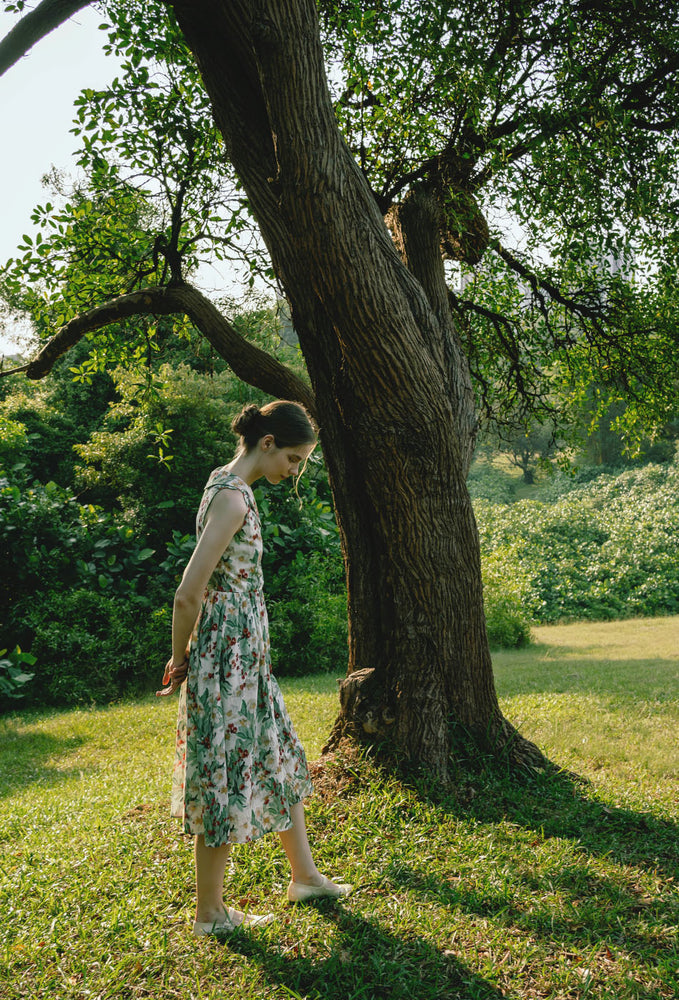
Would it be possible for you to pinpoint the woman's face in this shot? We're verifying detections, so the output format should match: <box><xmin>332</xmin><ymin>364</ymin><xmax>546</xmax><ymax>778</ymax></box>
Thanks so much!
<box><xmin>260</xmin><ymin>437</ymin><xmax>315</xmax><ymax>484</ymax></box>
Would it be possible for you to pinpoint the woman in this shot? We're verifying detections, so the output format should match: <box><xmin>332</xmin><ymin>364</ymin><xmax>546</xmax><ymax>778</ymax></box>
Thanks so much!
<box><xmin>158</xmin><ymin>401</ymin><xmax>351</xmax><ymax>937</ymax></box>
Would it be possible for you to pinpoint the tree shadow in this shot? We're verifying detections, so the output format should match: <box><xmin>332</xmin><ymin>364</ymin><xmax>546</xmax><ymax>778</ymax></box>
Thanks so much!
<box><xmin>386</xmin><ymin>857</ymin><xmax>674</xmax><ymax>964</ymax></box>
<box><xmin>0</xmin><ymin>723</ymin><xmax>87</xmax><ymax>798</ymax></box>
<box><xmin>494</xmin><ymin>648</ymin><xmax>678</xmax><ymax>699</ymax></box>
<box><xmin>222</xmin><ymin>903</ymin><xmax>511</xmax><ymax>1000</ymax></box>
<box><xmin>433</xmin><ymin>765</ymin><xmax>679</xmax><ymax>882</ymax></box>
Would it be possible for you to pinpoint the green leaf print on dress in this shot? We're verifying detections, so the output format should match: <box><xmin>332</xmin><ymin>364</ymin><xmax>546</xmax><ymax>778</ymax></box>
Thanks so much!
<box><xmin>171</xmin><ymin>469</ymin><xmax>313</xmax><ymax>847</ymax></box>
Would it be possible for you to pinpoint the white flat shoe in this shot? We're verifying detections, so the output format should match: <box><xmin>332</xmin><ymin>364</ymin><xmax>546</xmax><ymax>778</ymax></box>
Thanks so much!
<box><xmin>287</xmin><ymin>875</ymin><xmax>353</xmax><ymax>903</ymax></box>
<box><xmin>192</xmin><ymin>907</ymin><xmax>275</xmax><ymax>937</ymax></box>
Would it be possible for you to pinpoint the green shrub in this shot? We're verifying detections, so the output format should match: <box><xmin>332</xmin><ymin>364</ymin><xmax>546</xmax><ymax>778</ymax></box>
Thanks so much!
<box><xmin>0</xmin><ymin>381</ymin><xmax>102</xmax><ymax>485</ymax></box>
<box><xmin>73</xmin><ymin>363</ymin><xmax>261</xmax><ymax>543</ymax></box>
<box><xmin>24</xmin><ymin>590</ymin><xmax>138</xmax><ymax>705</ymax></box>
<box><xmin>475</xmin><ymin>458</ymin><xmax>679</xmax><ymax>624</ymax></box>
<box><xmin>0</xmin><ymin>646</ymin><xmax>36</xmax><ymax>706</ymax></box>
<box><xmin>0</xmin><ymin>475</ymin><xmax>85</xmax><ymax>646</ymax></box>
<box><xmin>268</xmin><ymin>551</ymin><xmax>348</xmax><ymax>676</ymax></box>
<box><xmin>481</xmin><ymin>546</ymin><xmax>532</xmax><ymax>648</ymax></box>
<box><xmin>22</xmin><ymin>591</ymin><xmax>170</xmax><ymax>706</ymax></box>
<box><xmin>0</xmin><ymin>415</ymin><xmax>28</xmax><ymax>469</ymax></box>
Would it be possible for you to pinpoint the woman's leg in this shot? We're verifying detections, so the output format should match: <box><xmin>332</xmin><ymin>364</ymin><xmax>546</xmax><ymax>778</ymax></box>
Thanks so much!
<box><xmin>278</xmin><ymin>801</ymin><xmax>352</xmax><ymax>900</ymax></box>
<box><xmin>277</xmin><ymin>800</ymin><xmax>322</xmax><ymax>884</ymax></box>
<box><xmin>194</xmin><ymin>834</ymin><xmax>232</xmax><ymax>922</ymax></box>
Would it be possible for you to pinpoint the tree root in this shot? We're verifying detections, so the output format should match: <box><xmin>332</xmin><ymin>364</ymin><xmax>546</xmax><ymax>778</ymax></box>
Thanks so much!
<box><xmin>322</xmin><ymin>669</ymin><xmax>587</xmax><ymax>786</ymax></box>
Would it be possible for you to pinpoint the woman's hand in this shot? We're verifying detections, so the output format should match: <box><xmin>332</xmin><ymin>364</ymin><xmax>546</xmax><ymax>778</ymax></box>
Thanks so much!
<box><xmin>156</xmin><ymin>655</ymin><xmax>189</xmax><ymax>697</ymax></box>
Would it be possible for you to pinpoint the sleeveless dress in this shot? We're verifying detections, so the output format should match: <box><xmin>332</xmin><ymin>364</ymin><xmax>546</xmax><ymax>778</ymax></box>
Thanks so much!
<box><xmin>171</xmin><ymin>468</ymin><xmax>313</xmax><ymax>847</ymax></box>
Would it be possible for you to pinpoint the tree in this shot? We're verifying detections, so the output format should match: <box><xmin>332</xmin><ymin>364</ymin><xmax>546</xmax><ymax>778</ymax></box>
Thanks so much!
<box><xmin>484</xmin><ymin>420</ymin><xmax>558</xmax><ymax>484</ymax></box>
<box><xmin>2</xmin><ymin>0</ymin><xmax>678</xmax><ymax>778</ymax></box>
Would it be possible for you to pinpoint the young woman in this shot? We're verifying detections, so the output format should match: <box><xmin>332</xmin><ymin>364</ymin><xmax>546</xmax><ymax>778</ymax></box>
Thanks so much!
<box><xmin>157</xmin><ymin>401</ymin><xmax>351</xmax><ymax>937</ymax></box>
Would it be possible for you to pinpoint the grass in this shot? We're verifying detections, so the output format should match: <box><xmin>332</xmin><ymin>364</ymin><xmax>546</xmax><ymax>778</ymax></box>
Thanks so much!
<box><xmin>1</xmin><ymin>618</ymin><xmax>678</xmax><ymax>1000</ymax></box>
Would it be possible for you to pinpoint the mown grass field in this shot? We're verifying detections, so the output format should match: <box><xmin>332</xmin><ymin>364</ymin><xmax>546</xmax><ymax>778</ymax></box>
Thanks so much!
<box><xmin>1</xmin><ymin>616</ymin><xmax>677</xmax><ymax>999</ymax></box>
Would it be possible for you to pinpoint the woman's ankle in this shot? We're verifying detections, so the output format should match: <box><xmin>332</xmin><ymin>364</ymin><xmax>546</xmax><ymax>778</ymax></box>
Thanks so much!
<box><xmin>290</xmin><ymin>870</ymin><xmax>324</xmax><ymax>886</ymax></box>
<box><xmin>195</xmin><ymin>904</ymin><xmax>227</xmax><ymax>924</ymax></box>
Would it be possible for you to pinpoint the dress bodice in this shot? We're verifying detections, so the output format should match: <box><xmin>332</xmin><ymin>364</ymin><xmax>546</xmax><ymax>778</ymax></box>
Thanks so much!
<box><xmin>196</xmin><ymin>468</ymin><xmax>263</xmax><ymax>595</ymax></box>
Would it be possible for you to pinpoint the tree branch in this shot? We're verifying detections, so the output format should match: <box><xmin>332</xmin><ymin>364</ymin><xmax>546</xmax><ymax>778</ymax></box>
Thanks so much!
<box><xmin>1</xmin><ymin>283</ymin><xmax>316</xmax><ymax>414</ymax></box>
<box><xmin>491</xmin><ymin>240</ymin><xmax>605</xmax><ymax>327</ymax></box>
<box><xmin>0</xmin><ymin>0</ymin><xmax>91</xmax><ymax>77</ymax></box>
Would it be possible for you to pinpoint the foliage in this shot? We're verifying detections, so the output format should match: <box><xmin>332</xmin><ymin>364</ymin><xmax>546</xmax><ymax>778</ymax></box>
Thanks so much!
<box><xmin>0</xmin><ymin>467</ymin><xmax>171</xmax><ymax>704</ymax></box>
<box><xmin>0</xmin><ymin>444</ymin><xmax>348</xmax><ymax>703</ymax></box>
<box><xmin>562</xmin><ymin>386</ymin><xmax>679</xmax><ymax>467</ymax></box>
<box><xmin>256</xmin><ymin>469</ymin><xmax>347</xmax><ymax>675</ymax></box>
<box><xmin>254</xmin><ymin>467</ymin><xmax>341</xmax><ymax>575</ymax></box>
<box><xmin>2</xmin><ymin>0</ymin><xmax>677</xmax><ymax>450</ymax></box>
<box><xmin>481</xmin><ymin>548</ymin><xmax>532</xmax><ymax>649</ymax></box>
<box><xmin>0</xmin><ymin>1</ymin><xmax>270</xmax><ymax>381</ymax></box>
<box><xmin>72</xmin><ymin>362</ymin><xmax>249</xmax><ymax>541</ymax></box>
<box><xmin>24</xmin><ymin>590</ymin><xmax>141</xmax><ymax>706</ymax></box>
<box><xmin>0</xmin><ymin>474</ymin><xmax>85</xmax><ymax>641</ymax></box>
<box><xmin>268</xmin><ymin>551</ymin><xmax>348</xmax><ymax>676</ymax></box>
<box><xmin>0</xmin><ymin>646</ymin><xmax>35</xmax><ymax>703</ymax></box>
<box><xmin>0</xmin><ymin>335</ymin><xmax>118</xmax><ymax>484</ymax></box>
<box><xmin>475</xmin><ymin>457</ymin><xmax>679</xmax><ymax>623</ymax></box>
<box><xmin>0</xmin><ymin>413</ymin><xmax>26</xmax><ymax>468</ymax></box>
<box><xmin>318</xmin><ymin>0</ymin><xmax>679</xmax><ymax>433</ymax></box>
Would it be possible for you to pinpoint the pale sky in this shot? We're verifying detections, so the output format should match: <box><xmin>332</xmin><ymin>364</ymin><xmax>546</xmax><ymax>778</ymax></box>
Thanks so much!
<box><xmin>0</xmin><ymin>4</ymin><xmax>123</xmax><ymax>353</ymax></box>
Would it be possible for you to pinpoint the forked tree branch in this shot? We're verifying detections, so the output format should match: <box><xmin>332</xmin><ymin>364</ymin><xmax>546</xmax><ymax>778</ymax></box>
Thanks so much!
<box><xmin>491</xmin><ymin>239</ymin><xmax>606</xmax><ymax>327</ymax></box>
<box><xmin>0</xmin><ymin>282</ymin><xmax>316</xmax><ymax>415</ymax></box>
<box><xmin>0</xmin><ymin>0</ymin><xmax>91</xmax><ymax>76</ymax></box>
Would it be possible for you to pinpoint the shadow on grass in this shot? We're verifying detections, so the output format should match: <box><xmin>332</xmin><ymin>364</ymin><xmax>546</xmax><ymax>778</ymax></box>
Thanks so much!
<box><xmin>224</xmin><ymin>903</ymin><xmax>509</xmax><ymax>1000</ymax></box>
<box><xmin>494</xmin><ymin>650</ymin><xmax>679</xmax><ymax>700</ymax></box>
<box><xmin>0</xmin><ymin>724</ymin><xmax>86</xmax><ymax>798</ymax></box>
<box><xmin>443</xmin><ymin>766</ymin><xmax>679</xmax><ymax>881</ymax></box>
<box><xmin>386</xmin><ymin>857</ymin><xmax>674</xmax><ymax>963</ymax></box>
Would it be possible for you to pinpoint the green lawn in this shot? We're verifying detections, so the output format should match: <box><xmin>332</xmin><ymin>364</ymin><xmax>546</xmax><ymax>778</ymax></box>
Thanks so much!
<box><xmin>1</xmin><ymin>617</ymin><xmax>677</xmax><ymax>999</ymax></box>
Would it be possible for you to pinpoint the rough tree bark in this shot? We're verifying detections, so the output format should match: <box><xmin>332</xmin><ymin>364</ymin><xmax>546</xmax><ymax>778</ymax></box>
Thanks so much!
<box><xmin>166</xmin><ymin>0</ymin><xmax>544</xmax><ymax>778</ymax></box>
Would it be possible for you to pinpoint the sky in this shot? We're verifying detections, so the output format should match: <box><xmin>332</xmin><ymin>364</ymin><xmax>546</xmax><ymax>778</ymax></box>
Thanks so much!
<box><xmin>0</xmin><ymin>5</ymin><xmax>122</xmax><ymax>354</ymax></box>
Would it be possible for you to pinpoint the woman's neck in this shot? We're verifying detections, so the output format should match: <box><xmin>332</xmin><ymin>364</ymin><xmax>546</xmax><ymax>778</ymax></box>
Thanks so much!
<box><xmin>225</xmin><ymin>450</ymin><xmax>262</xmax><ymax>486</ymax></box>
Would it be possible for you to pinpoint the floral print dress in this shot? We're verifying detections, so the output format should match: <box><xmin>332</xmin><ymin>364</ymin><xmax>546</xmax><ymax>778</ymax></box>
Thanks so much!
<box><xmin>171</xmin><ymin>468</ymin><xmax>312</xmax><ymax>847</ymax></box>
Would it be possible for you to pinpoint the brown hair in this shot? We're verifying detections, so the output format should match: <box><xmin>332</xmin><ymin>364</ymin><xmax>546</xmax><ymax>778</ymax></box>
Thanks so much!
<box><xmin>231</xmin><ymin>401</ymin><xmax>317</xmax><ymax>452</ymax></box>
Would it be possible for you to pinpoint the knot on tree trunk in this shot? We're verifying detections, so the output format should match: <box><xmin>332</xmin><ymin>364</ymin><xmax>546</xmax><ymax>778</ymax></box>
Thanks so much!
<box><xmin>439</xmin><ymin>186</ymin><xmax>489</xmax><ymax>265</ymax></box>
<box><xmin>386</xmin><ymin>183</ymin><xmax>489</xmax><ymax>271</ymax></box>
<box><xmin>322</xmin><ymin>667</ymin><xmax>395</xmax><ymax>752</ymax></box>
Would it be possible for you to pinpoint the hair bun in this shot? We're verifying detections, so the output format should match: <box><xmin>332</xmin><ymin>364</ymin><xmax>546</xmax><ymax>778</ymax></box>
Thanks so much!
<box><xmin>231</xmin><ymin>404</ymin><xmax>261</xmax><ymax>438</ymax></box>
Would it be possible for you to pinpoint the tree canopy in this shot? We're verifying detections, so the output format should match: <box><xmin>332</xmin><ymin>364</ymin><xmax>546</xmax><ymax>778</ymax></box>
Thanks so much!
<box><xmin>2</xmin><ymin>0</ymin><xmax>678</xmax><ymax>443</ymax></box>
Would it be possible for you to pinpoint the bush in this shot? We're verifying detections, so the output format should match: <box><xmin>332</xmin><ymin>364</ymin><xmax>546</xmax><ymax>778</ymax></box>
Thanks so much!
<box><xmin>474</xmin><ymin>458</ymin><xmax>679</xmax><ymax>624</ymax></box>
<box><xmin>22</xmin><ymin>591</ymin><xmax>170</xmax><ymax>707</ymax></box>
<box><xmin>0</xmin><ymin>646</ymin><xmax>36</xmax><ymax>707</ymax></box>
<box><xmin>0</xmin><ymin>415</ymin><xmax>28</xmax><ymax>469</ymax></box>
<box><xmin>24</xmin><ymin>590</ymin><xmax>138</xmax><ymax>705</ymax></box>
<box><xmin>0</xmin><ymin>466</ymin><xmax>177</xmax><ymax>706</ymax></box>
<box><xmin>0</xmin><ymin>378</ymin><xmax>108</xmax><ymax>485</ymax></box>
<box><xmin>73</xmin><ymin>363</ymin><xmax>263</xmax><ymax>543</ymax></box>
<box><xmin>268</xmin><ymin>551</ymin><xmax>348</xmax><ymax>676</ymax></box>
<box><xmin>0</xmin><ymin>475</ymin><xmax>85</xmax><ymax>647</ymax></box>
<box><xmin>481</xmin><ymin>547</ymin><xmax>532</xmax><ymax>648</ymax></box>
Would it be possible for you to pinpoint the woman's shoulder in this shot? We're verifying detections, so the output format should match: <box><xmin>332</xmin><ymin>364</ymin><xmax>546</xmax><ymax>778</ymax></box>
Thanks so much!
<box><xmin>204</xmin><ymin>467</ymin><xmax>254</xmax><ymax>500</ymax></box>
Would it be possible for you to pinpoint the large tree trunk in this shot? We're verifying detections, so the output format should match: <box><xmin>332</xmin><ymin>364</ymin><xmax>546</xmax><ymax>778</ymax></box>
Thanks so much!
<box><xmin>170</xmin><ymin>0</ymin><xmax>540</xmax><ymax>778</ymax></box>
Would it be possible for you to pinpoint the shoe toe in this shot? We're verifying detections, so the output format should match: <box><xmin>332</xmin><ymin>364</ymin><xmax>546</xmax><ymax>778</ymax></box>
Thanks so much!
<box><xmin>287</xmin><ymin>877</ymin><xmax>353</xmax><ymax>902</ymax></box>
